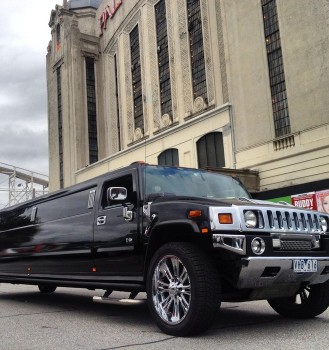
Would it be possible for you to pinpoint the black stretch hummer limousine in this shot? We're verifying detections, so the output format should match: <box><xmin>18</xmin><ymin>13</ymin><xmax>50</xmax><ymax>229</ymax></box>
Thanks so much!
<box><xmin>1</xmin><ymin>163</ymin><xmax>329</xmax><ymax>336</ymax></box>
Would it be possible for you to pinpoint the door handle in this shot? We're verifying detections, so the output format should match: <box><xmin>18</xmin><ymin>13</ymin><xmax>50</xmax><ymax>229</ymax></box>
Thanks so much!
<box><xmin>97</xmin><ymin>216</ymin><xmax>107</xmax><ymax>226</ymax></box>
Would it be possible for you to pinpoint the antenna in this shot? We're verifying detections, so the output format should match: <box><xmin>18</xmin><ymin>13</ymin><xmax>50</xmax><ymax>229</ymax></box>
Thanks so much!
<box><xmin>144</xmin><ymin>137</ymin><xmax>147</xmax><ymax>202</ymax></box>
<box><xmin>144</xmin><ymin>136</ymin><xmax>147</xmax><ymax>164</ymax></box>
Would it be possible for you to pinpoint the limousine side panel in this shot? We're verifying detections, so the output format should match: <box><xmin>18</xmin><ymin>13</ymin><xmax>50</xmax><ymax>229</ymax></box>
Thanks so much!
<box><xmin>0</xmin><ymin>186</ymin><xmax>96</xmax><ymax>279</ymax></box>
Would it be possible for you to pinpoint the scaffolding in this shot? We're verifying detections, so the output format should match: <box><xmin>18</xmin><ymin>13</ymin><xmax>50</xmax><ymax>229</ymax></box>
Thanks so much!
<box><xmin>0</xmin><ymin>162</ymin><xmax>49</xmax><ymax>208</ymax></box>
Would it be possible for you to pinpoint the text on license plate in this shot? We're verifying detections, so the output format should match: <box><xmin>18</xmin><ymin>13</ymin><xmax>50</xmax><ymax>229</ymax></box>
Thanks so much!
<box><xmin>293</xmin><ymin>259</ymin><xmax>317</xmax><ymax>273</ymax></box>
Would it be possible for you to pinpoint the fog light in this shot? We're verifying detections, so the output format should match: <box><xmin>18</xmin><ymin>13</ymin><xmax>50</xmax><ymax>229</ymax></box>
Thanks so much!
<box><xmin>251</xmin><ymin>237</ymin><xmax>265</xmax><ymax>255</ymax></box>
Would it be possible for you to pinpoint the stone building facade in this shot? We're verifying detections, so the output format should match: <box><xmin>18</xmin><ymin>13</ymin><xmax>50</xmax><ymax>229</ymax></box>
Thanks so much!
<box><xmin>47</xmin><ymin>0</ymin><xmax>329</xmax><ymax>199</ymax></box>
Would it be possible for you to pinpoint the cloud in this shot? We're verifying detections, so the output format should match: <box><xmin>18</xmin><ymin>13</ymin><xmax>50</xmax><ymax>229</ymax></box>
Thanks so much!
<box><xmin>0</xmin><ymin>62</ymin><xmax>47</xmax><ymax>126</ymax></box>
<box><xmin>0</xmin><ymin>1</ymin><xmax>59</xmax><ymax>209</ymax></box>
<box><xmin>0</xmin><ymin>126</ymin><xmax>48</xmax><ymax>174</ymax></box>
<box><xmin>0</xmin><ymin>1</ymin><xmax>57</xmax><ymax>179</ymax></box>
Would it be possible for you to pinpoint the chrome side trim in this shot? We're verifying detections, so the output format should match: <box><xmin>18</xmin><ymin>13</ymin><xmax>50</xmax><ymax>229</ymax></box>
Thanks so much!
<box><xmin>30</xmin><ymin>206</ymin><xmax>37</xmax><ymax>223</ymax></box>
<box><xmin>143</xmin><ymin>202</ymin><xmax>152</xmax><ymax>218</ymax></box>
<box><xmin>88</xmin><ymin>189</ymin><xmax>96</xmax><ymax>209</ymax></box>
<box><xmin>97</xmin><ymin>215</ymin><xmax>107</xmax><ymax>226</ymax></box>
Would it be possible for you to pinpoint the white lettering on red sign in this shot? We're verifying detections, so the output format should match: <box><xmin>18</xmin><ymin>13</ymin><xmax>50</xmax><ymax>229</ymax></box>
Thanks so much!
<box><xmin>100</xmin><ymin>0</ymin><xmax>123</xmax><ymax>33</ymax></box>
<box><xmin>291</xmin><ymin>192</ymin><xmax>317</xmax><ymax>210</ymax></box>
<box><xmin>294</xmin><ymin>198</ymin><xmax>314</xmax><ymax>208</ymax></box>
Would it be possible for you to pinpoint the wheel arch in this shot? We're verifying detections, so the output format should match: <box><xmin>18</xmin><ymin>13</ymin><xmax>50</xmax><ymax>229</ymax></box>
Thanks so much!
<box><xmin>144</xmin><ymin>221</ymin><xmax>202</xmax><ymax>279</ymax></box>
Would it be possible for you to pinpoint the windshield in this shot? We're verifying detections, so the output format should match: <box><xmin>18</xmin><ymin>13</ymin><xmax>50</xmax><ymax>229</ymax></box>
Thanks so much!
<box><xmin>143</xmin><ymin>165</ymin><xmax>250</xmax><ymax>200</ymax></box>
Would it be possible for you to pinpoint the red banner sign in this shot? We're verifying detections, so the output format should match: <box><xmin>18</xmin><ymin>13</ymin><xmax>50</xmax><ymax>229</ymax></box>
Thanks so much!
<box><xmin>291</xmin><ymin>192</ymin><xmax>317</xmax><ymax>210</ymax></box>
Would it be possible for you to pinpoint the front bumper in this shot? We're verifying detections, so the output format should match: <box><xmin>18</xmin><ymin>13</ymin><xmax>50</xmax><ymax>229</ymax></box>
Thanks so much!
<box><xmin>238</xmin><ymin>256</ymin><xmax>329</xmax><ymax>289</ymax></box>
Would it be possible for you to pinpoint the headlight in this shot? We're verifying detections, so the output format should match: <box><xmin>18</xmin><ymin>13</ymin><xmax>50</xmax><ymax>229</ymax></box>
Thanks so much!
<box><xmin>319</xmin><ymin>216</ymin><xmax>328</xmax><ymax>233</ymax></box>
<box><xmin>244</xmin><ymin>210</ymin><xmax>257</xmax><ymax>228</ymax></box>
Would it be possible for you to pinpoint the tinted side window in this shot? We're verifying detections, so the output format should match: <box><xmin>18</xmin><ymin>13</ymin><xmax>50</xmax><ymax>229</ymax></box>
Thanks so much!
<box><xmin>0</xmin><ymin>206</ymin><xmax>32</xmax><ymax>231</ymax></box>
<box><xmin>37</xmin><ymin>187</ymin><xmax>96</xmax><ymax>223</ymax></box>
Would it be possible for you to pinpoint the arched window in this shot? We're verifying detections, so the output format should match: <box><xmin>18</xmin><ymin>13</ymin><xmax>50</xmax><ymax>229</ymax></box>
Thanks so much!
<box><xmin>158</xmin><ymin>148</ymin><xmax>179</xmax><ymax>166</ymax></box>
<box><xmin>197</xmin><ymin>132</ymin><xmax>225</xmax><ymax>169</ymax></box>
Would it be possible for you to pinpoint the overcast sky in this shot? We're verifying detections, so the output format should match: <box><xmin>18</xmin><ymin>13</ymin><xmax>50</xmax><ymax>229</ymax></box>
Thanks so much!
<box><xmin>0</xmin><ymin>1</ymin><xmax>59</xmax><ymax>207</ymax></box>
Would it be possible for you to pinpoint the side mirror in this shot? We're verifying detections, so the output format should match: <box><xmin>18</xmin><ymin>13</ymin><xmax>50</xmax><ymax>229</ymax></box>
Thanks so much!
<box><xmin>108</xmin><ymin>187</ymin><xmax>127</xmax><ymax>201</ymax></box>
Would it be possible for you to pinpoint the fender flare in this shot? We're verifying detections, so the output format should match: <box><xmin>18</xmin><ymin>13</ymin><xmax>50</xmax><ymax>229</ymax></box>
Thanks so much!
<box><xmin>143</xmin><ymin>219</ymin><xmax>201</xmax><ymax>276</ymax></box>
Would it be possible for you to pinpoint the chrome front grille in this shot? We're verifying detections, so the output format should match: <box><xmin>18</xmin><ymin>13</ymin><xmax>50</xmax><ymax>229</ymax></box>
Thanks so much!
<box><xmin>266</xmin><ymin>209</ymin><xmax>323</xmax><ymax>251</ymax></box>
<box><xmin>239</xmin><ymin>204</ymin><xmax>326</xmax><ymax>251</ymax></box>
<box><xmin>210</xmin><ymin>203</ymin><xmax>328</xmax><ymax>253</ymax></box>
<box><xmin>266</xmin><ymin>210</ymin><xmax>321</xmax><ymax>233</ymax></box>
<box><xmin>234</xmin><ymin>198</ymin><xmax>328</xmax><ymax>234</ymax></box>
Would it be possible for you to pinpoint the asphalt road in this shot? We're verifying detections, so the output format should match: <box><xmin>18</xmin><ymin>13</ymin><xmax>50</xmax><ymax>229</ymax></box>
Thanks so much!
<box><xmin>0</xmin><ymin>284</ymin><xmax>328</xmax><ymax>350</ymax></box>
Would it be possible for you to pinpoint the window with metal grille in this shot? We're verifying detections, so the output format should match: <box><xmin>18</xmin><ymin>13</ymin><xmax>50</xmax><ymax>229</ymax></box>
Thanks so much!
<box><xmin>187</xmin><ymin>0</ymin><xmax>207</xmax><ymax>102</ymax></box>
<box><xmin>85</xmin><ymin>57</ymin><xmax>98</xmax><ymax>164</ymax></box>
<box><xmin>261</xmin><ymin>0</ymin><xmax>290</xmax><ymax>137</ymax></box>
<box><xmin>130</xmin><ymin>25</ymin><xmax>144</xmax><ymax>131</ymax></box>
<box><xmin>155</xmin><ymin>0</ymin><xmax>172</xmax><ymax>118</ymax></box>
<box><xmin>158</xmin><ymin>148</ymin><xmax>179</xmax><ymax>166</ymax></box>
<box><xmin>56</xmin><ymin>67</ymin><xmax>64</xmax><ymax>188</ymax></box>
<box><xmin>197</xmin><ymin>132</ymin><xmax>225</xmax><ymax>169</ymax></box>
<box><xmin>114</xmin><ymin>54</ymin><xmax>121</xmax><ymax>151</ymax></box>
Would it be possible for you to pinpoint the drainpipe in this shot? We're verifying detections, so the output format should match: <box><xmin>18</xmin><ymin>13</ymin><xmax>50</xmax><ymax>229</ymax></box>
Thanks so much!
<box><xmin>228</xmin><ymin>103</ymin><xmax>237</xmax><ymax>169</ymax></box>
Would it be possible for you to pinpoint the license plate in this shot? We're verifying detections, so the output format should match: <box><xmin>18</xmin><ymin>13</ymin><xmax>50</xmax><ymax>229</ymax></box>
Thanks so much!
<box><xmin>293</xmin><ymin>259</ymin><xmax>317</xmax><ymax>273</ymax></box>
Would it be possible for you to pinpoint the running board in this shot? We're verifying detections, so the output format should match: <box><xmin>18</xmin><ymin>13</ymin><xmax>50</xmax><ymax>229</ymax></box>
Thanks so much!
<box><xmin>93</xmin><ymin>296</ymin><xmax>145</xmax><ymax>305</ymax></box>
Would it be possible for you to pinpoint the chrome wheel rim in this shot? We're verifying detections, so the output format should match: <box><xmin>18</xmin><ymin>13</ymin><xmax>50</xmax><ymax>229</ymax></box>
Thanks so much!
<box><xmin>152</xmin><ymin>255</ymin><xmax>191</xmax><ymax>325</ymax></box>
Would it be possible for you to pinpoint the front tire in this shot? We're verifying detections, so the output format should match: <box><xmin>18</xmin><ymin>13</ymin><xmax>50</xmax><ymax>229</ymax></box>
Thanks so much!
<box><xmin>268</xmin><ymin>281</ymin><xmax>329</xmax><ymax>318</ymax></box>
<box><xmin>146</xmin><ymin>242</ymin><xmax>221</xmax><ymax>336</ymax></box>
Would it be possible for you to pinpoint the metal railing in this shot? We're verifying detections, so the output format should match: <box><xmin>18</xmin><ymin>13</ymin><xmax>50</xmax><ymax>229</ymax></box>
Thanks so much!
<box><xmin>0</xmin><ymin>162</ymin><xmax>49</xmax><ymax>208</ymax></box>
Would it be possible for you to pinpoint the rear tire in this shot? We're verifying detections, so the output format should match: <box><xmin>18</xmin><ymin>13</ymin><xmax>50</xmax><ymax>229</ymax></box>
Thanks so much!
<box><xmin>146</xmin><ymin>242</ymin><xmax>221</xmax><ymax>336</ymax></box>
<box><xmin>268</xmin><ymin>281</ymin><xmax>329</xmax><ymax>318</ymax></box>
<box><xmin>38</xmin><ymin>285</ymin><xmax>57</xmax><ymax>294</ymax></box>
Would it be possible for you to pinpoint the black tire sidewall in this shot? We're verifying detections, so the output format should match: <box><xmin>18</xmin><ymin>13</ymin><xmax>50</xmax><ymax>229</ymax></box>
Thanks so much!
<box><xmin>146</xmin><ymin>242</ymin><xmax>220</xmax><ymax>336</ymax></box>
<box><xmin>268</xmin><ymin>281</ymin><xmax>329</xmax><ymax>318</ymax></box>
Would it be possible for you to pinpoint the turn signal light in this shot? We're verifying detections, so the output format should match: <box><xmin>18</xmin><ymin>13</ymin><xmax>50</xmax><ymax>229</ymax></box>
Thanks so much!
<box><xmin>188</xmin><ymin>210</ymin><xmax>202</xmax><ymax>218</ymax></box>
<box><xmin>218</xmin><ymin>213</ymin><xmax>233</xmax><ymax>224</ymax></box>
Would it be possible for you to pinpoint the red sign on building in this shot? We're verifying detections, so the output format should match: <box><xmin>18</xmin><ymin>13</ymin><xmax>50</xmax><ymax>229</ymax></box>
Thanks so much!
<box><xmin>100</xmin><ymin>0</ymin><xmax>122</xmax><ymax>34</ymax></box>
<box><xmin>291</xmin><ymin>192</ymin><xmax>317</xmax><ymax>210</ymax></box>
